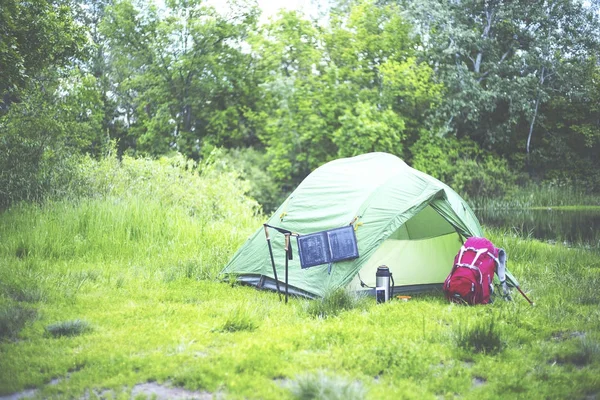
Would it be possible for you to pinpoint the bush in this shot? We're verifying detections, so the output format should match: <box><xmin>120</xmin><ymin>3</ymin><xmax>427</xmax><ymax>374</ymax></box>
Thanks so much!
<box><xmin>410</xmin><ymin>134</ymin><xmax>516</xmax><ymax>200</ymax></box>
<box><xmin>217</xmin><ymin>147</ymin><xmax>287</xmax><ymax>214</ymax></box>
<box><xmin>0</xmin><ymin>85</ymin><xmax>106</xmax><ymax>210</ymax></box>
<box><xmin>0</xmin><ymin>151</ymin><xmax>262</xmax><ymax>277</ymax></box>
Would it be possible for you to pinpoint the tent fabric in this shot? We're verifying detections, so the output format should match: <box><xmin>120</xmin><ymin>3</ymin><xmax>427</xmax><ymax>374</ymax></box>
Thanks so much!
<box><xmin>221</xmin><ymin>152</ymin><xmax>517</xmax><ymax>298</ymax></box>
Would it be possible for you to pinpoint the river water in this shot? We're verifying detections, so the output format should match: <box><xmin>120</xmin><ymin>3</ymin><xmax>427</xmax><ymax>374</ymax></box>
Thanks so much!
<box><xmin>476</xmin><ymin>208</ymin><xmax>600</xmax><ymax>250</ymax></box>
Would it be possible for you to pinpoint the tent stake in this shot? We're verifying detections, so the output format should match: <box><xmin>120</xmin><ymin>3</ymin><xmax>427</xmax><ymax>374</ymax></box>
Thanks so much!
<box><xmin>263</xmin><ymin>225</ymin><xmax>282</xmax><ymax>301</ymax></box>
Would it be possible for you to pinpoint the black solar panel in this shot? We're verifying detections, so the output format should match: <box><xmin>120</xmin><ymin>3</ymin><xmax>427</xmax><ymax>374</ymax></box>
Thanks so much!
<box><xmin>297</xmin><ymin>226</ymin><xmax>359</xmax><ymax>269</ymax></box>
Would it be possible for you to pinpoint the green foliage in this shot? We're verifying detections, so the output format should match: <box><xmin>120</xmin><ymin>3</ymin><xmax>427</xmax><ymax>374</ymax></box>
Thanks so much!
<box><xmin>3</xmin><ymin>0</ymin><xmax>599</xmax><ymax>201</ymax></box>
<box><xmin>217</xmin><ymin>147</ymin><xmax>287</xmax><ymax>213</ymax></box>
<box><xmin>0</xmin><ymin>0</ymin><xmax>85</xmax><ymax>111</ymax></box>
<box><xmin>252</xmin><ymin>2</ymin><xmax>441</xmax><ymax>190</ymax></box>
<box><xmin>532</xmin><ymin>62</ymin><xmax>600</xmax><ymax>191</ymax></box>
<box><xmin>289</xmin><ymin>371</ymin><xmax>366</xmax><ymax>400</ymax></box>
<box><xmin>0</xmin><ymin>88</ymin><xmax>88</xmax><ymax>209</ymax></box>
<box><xmin>334</xmin><ymin>101</ymin><xmax>405</xmax><ymax>157</ymax></box>
<box><xmin>45</xmin><ymin>320</ymin><xmax>92</xmax><ymax>338</ymax></box>
<box><xmin>399</xmin><ymin>0</ymin><xmax>600</xmax><ymax>193</ymax></box>
<box><xmin>410</xmin><ymin>133</ymin><xmax>516</xmax><ymax>199</ymax></box>
<box><xmin>100</xmin><ymin>0</ymin><xmax>262</xmax><ymax>157</ymax></box>
<box><xmin>0</xmin><ymin>73</ymin><xmax>111</xmax><ymax>210</ymax></box>
<box><xmin>404</xmin><ymin>0</ymin><xmax>600</xmax><ymax>137</ymax></box>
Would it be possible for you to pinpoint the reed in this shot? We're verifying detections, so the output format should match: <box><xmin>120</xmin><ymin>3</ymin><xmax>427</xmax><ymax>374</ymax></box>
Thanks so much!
<box><xmin>471</xmin><ymin>183</ymin><xmax>600</xmax><ymax>210</ymax></box>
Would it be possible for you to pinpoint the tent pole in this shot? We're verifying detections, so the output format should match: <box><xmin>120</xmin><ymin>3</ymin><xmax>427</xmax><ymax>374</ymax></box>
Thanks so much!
<box><xmin>263</xmin><ymin>225</ymin><xmax>282</xmax><ymax>301</ymax></box>
<box><xmin>284</xmin><ymin>234</ymin><xmax>290</xmax><ymax>304</ymax></box>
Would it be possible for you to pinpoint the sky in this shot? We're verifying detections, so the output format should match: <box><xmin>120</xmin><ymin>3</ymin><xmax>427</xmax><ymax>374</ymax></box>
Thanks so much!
<box><xmin>205</xmin><ymin>0</ymin><xmax>321</xmax><ymax>23</ymax></box>
<box><xmin>256</xmin><ymin>0</ymin><xmax>301</xmax><ymax>18</ymax></box>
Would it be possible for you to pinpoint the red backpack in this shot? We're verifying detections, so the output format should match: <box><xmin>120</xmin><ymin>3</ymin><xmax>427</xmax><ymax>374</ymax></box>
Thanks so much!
<box><xmin>443</xmin><ymin>237</ymin><xmax>504</xmax><ymax>305</ymax></box>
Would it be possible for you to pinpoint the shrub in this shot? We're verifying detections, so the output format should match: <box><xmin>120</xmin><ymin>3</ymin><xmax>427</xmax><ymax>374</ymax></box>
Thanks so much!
<box><xmin>0</xmin><ymin>151</ymin><xmax>261</xmax><ymax>278</ymax></box>
<box><xmin>217</xmin><ymin>147</ymin><xmax>287</xmax><ymax>214</ymax></box>
<box><xmin>410</xmin><ymin>134</ymin><xmax>516</xmax><ymax>200</ymax></box>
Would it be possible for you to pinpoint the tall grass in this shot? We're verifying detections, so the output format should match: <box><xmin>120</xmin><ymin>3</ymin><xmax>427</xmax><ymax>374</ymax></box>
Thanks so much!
<box><xmin>0</xmin><ymin>152</ymin><xmax>263</xmax><ymax>346</ymax></box>
<box><xmin>0</xmin><ymin>152</ymin><xmax>261</xmax><ymax>279</ymax></box>
<box><xmin>471</xmin><ymin>183</ymin><xmax>600</xmax><ymax>210</ymax></box>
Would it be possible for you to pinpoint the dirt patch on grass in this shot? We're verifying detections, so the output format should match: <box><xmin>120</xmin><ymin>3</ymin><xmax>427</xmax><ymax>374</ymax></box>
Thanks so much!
<box><xmin>130</xmin><ymin>382</ymin><xmax>214</xmax><ymax>399</ymax></box>
<box><xmin>0</xmin><ymin>389</ymin><xmax>38</xmax><ymax>400</ymax></box>
<box><xmin>472</xmin><ymin>376</ymin><xmax>487</xmax><ymax>387</ymax></box>
<box><xmin>1</xmin><ymin>382</ymin><xmax>216</xmax><ymax>400</ymax></box>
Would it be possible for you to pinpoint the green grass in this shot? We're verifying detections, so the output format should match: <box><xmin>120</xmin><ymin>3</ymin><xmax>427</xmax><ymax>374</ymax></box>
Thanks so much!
<box><xmin>289</xmin><ymin>371</ymin><xmax>366</xmax><ymax>400</ymax></box>
<box><xmin>471</xmin><ymin>183</ymin><xmax>600</xmax><ymax>209</ymax></box>
<box><xmin>0</xmin><ymin>304</ymin><xmax>37</xmax><ymax>340</ymax></box>
<box><xmin>0</xmin><ymin>156</ymin><xmax>599</xmax><ymax>399</ymax></box>
<box><xmin>455</xmin><ymin>315</ymin><xmax>503</xmax><ymax>355</ymax></box>
<box><xmin>305</xmin><ymin>288</ymin><xmax>369</xmax><ymax>319</ymax></box>
<box><xmin>45</xmin><ymin>319</ymin><xmax>92</xmax><ymax>338</ymax></box>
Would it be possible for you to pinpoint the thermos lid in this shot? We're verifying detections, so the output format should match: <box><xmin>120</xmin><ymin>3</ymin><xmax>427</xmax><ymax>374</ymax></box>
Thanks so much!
<box><xmin>376</xmin><ymin>265</ymin><xmax>391</xmax><ymax>276</ymax></box>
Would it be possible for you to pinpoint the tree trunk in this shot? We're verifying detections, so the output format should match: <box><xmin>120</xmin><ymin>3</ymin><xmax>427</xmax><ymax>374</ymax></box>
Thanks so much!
<box><xmin>526</xmin><ymin>66</ymin><xmax>546</xmax><ymax>155</ymax></box>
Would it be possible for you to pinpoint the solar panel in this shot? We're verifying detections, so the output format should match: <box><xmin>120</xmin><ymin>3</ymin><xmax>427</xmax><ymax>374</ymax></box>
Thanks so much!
<box><xmin>297</xmin><ymin>226</ymin><xmax>359</xmax><ymax>269</ymax></box>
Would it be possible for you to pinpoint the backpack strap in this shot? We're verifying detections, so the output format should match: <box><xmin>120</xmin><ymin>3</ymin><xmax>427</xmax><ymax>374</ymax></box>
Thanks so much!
<box><xmin>454</xmin><ymin>246</ymin><xmax>488</xmax><ymax>285</ymax></box>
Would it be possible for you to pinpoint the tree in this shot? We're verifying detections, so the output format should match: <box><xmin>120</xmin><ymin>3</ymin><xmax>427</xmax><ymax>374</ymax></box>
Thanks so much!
<box><xmin>101</xmin><ymin>0</ymin><xmax>261</xmax><ymax>157</ymax></box>
<box><xmin>252</xmin><ymin>2</ymin><xmax>441</xmax><ymax>190</ymax></box>
<box><xmin>0</xmin><ymin>0</ymin><xmax>85</xmax><ymax>112</ymax></box>
<box><xmin>399</xmin><ymin>0</ymin><xmax>600</xmax><ymax>157</ymax></box>
<box><xmin>0</xmin><ymin>74</ymin><xmax>106</xmax><ymax>208</ymax></box>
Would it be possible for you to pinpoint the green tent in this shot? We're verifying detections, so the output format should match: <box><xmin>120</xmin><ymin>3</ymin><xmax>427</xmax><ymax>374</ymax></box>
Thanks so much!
<box><xmin>222</xmin><ymin>152</ymin><xmax>516</xmax><ymax>298</ymax></box>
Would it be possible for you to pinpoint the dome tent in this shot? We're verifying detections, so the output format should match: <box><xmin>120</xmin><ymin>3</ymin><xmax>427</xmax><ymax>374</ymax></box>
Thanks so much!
<box><xmin>222</xmin><ymin>152</ymin><xmax>517</xmax><ymax>298</ymax></box>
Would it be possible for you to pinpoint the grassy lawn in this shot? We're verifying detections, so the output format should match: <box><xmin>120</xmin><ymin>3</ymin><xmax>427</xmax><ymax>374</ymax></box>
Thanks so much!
<box><xmin>1</xmin><ymin>158</ymin><xmax>599</xmax><ymax>399</ymax></box>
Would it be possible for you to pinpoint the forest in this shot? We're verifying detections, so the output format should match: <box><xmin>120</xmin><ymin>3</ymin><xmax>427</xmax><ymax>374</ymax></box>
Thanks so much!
<box><xmin>1</xmin><ymin>0</ymin><xmax>599</xmax><ymax>212</ymax></box>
